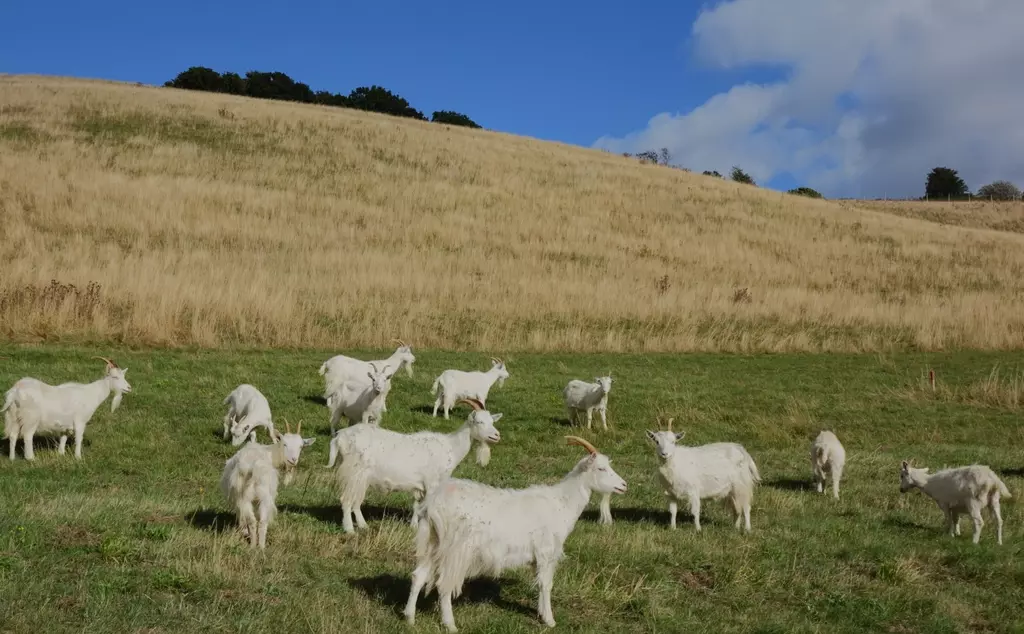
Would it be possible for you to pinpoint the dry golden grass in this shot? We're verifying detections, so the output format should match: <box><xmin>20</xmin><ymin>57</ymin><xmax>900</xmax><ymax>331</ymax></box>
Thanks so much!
<box><xmin>4</xmin><ymin>74</ymin><xmax>1024</xmax><ymax>352</ymax></box>
<box><xmin>847</xmin><ymin>199</ymin><xmax>1024</xmax><ymax>234</ymax></box>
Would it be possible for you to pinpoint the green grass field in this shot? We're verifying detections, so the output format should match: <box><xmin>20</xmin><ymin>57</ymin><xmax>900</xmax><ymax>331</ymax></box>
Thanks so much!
<box><xmin>2</xmin><ymin>346</ymin><xmax>1023</xmax><ymax>633</ymax></box>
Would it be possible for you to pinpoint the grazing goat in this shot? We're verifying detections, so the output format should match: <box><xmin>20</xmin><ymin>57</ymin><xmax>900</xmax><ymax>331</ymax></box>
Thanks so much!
<box><xmin>646</xmin><ymin>419</ymin><xmax>761</xmax><ymax>532</ymax></box>
<box><xmin>222</xmin><ymin>384</ymin><xmax>277</xmax><ymax>446</ymax></box>
<box><xmin>327</xmin><ymin>398</ymin><xmax>502</xmax><ymax>533</ymax></box>
<box><xmin>431</xmin><ymin>358</ymin><xmax>509</xmax><ymax>420</ymax></box>
<box><xmin>563</xmin><ymin>375</ymin><xmax>613</xmax><ymax>430</ymax></box>
<box><xmin>810</xmin><ymin>430</ymin><xmax>846</xmax><ymax>499</ymax></box>
<box><xmin>326</xmin><ymin>362</ymin><xmax>395</xmax><ymax>433</ymax></box>
<box><xmin>220</xmin><ymin>420</ymin><xmax>315</xmax><ymax>549</ymax></box>
<box><xmin>318</xmin><ymin>339</ymin><xmax>415</xmax><ymax>411</ymax></box>
<box><xmin>404</xmin><ymin>436</ymin><xmax>627</xmax><ymax>632</ymax></box>
<box><xmin>899</xmin><ymin>460</ymin><xmax>1011</xmax><ymax>545</ymax></box>
<box><xmin>3</xmin><ymin>357</ymin><xmax>132</xmax><ymax>460</ymax></box>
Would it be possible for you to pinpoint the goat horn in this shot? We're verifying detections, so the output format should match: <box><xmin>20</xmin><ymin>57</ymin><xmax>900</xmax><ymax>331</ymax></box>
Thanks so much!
<box><xmin>458</xmin><ymin>398</ymin><xmax>484</xmax><ymax>411</ymax></box>
<box><xmin>93</xmin><ymin>356</ymin><xmax>117</xmax><ymax>368</ymax></box>
<box><xmin>392</xmin><ymin>338</ymin><xmax>408</xmax><ymax>347</ymax></box>
<box><xmin>566</xmin><ymin>435</ymin><xmax>598</xmax><ymax>455</ymax></box>
<box><xmin>285</xmin><ymin>419</ymin><xmax>292</xmax><ymax>434</ymax></box>
<box><xmin>666</xmin><ymin>417</ymin><xmax>674</xmax><ymax>431</ymax></box>
<box><xmin>296</xmin><ymin>420</ymin><xmax>302</xmax><ymax>435</ymax></box>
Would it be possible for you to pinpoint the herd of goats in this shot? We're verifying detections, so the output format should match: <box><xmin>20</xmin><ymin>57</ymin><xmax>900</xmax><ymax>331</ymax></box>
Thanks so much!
<box><xmin>1</xmin><ymin>341</ymin><xmax>1016</xmax><ymax>631</ymax></box>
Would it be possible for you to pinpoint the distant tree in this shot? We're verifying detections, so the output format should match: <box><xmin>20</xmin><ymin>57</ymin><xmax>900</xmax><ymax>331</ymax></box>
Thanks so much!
<box><xmin>924</xmin><ymin>167</ymin><xmax>968</xmax><ymax>199</ymax></box>
<box><xmin>347</xmin><ymin>85</ymin><xmax>426</xmax><ymax>120</ymax></box>
<box><xmin>788</xmin><ymin>186</ymin><xmax>823</xmax><ymax>199</ymax></box>
<box><xmin>164</xmin><ymin>66</ymin><xmax>223</xmax><ymax>92</ymax></box>
<box><xmin>635</xmin><ymin>150</ymin><xmax>659</xmax><ymax>164</ymax></box>
<box><xmin>244</xmin><ymin>71</ymin><xmax>313</xmax><ymax>103</ymax></box>
<box><xmin>659</xmin><ymin>147</ymin><xmax>671</xmax><ymax>166</ymax></box>
<box><xmin>730</xmin><ymin>166</ymin><xmax>755</xmax><ymax>185</ymax></box>
<box><xmin>431</xmin><ymin>111</ymin><xmax>481</xmax><ymax>128</ymax></box>
<box><xmin>702</xmin><ymin>170</ymin><xmax>722</xmax><ymax>178</ymax></box>
<box><xmin>220</xmin><ymin>72</ymin><xmax>247</xmax><ymax>95</ymax></box>
<box><xmin>976</xmin><ymin>180</ymin><xmax>1021</xmax><ymax>201</ymax></box>
<box><xmin>622</xmin><ymin>152</ymin><xmax>632</xmax><ymax>158</ymax></box>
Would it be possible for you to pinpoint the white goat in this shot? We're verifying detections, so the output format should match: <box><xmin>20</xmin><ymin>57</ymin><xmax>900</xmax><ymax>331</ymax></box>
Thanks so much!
<box><xmin>810</xmin><ymin>430</ymin><xmax>846</xmax><ymax>499</ymax></box>
<box><xmin>899</xmin><ymin>460</ymin><xmax>1011</xmax><ymax>545</ymax></box>
<box><xmin>222</xmin><ymin>384</ymin><xmax>277</xmax><ymax>446</ymax></box>
<box><xmin>3</xmin><ymin>357</ymin><xmax>132</xmax><ymax>460</ymax></box>
<box><xmin>646</xmin><ymin>419</ymin><xmax>761</xmax><ymax>532</ymax></box>
<box><xmin>318</xmin><ymin>339</ymin><xmax>415</xmax><ymax>411</ymax></box>
<box><xmin>220</xmin><ymin>420</ymin><xmax>315</xmax><ymax>549</ymax></box>
<box><xmin>563</xmin><ymin>375</ymin><xmax>613</xmax><ymax>430</ymax></box>
<box><xmin>326</xmin><ymin>362</ymin><xmax>395</xmax><ymax>433</ymax></box>
<box><xmin>404</xmin><ymin>436</ymin><xmax>627</xmax><ymax>632</ymax></box>
<box><xmin>431</xmin><ymin>358</ymin><xmax>509</xmax><ymax>420</ymax></box>
<box><xmin>326</xmin><ymin>398</ymin><xmax>502</xmax><ymax>533</ymax></box>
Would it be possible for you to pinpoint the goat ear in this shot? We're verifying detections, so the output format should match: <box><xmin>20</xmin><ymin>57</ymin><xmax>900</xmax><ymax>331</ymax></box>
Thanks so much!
<box><xmin>674</xmin><ymin>431</ymin><xmax>686</xmax><ymax>441</ymax></box>
<box><xmin>302</xmin><ymin>437</ymin><xmax>316</xmax><ymax>447</ymax></box>
<box><xmin>489</xmin><ymin>413</ymin><xmax>502</xmax><ymax>423</ymax></box>
<box><xmin>900</xmin><ymin>460</ymin><xmax>909</xmax><ymax>472</ymax></box>
<box><xmin>645</xmin><ymin>430</ymin><xmax>657</xmax><ymax>442</ymax></box>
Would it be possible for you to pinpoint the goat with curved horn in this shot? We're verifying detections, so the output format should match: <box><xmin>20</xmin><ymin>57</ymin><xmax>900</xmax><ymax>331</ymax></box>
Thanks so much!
<box><xmin>566</xmin><ymin>435</ymin><xmax>598</xmax><ymax>455</ymax></box>
<box><xmin>93</xmin><ymin>356</ymin><xmax>118</xmax><ymax>369</ymax></box>
<box><xmin>458</xmin><ymin>398</ymin><xmax>485</xmax><ymax>411</ymax></box>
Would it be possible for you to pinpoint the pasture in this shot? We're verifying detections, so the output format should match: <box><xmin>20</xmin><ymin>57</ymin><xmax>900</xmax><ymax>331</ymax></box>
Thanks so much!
<box><xmin>2</xmin><ymin>346</ymin><xmax>1023</xmax><ymax>633</ymax></box>
<box><xmin>4</xmin><ymin>75</ymin><xmax>1024</xmax><ymax>353</ymax></box>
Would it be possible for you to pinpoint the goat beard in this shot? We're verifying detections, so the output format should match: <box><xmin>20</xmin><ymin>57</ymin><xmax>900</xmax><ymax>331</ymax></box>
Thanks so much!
<box><xmin>282</xmin><ymin>465</ymin><xmax>296</xmax><ymax>486</ymax></box>
<box><xmin>405</xmin><ymin>364</ymin><xmax>414</xmax><ymax>378</ymax></box>
<box><xmin>111</xmin><ymin>391</ymin><xmax>124</xmax><ymax>412</ymax></box>
<box><xmin>475</xmin><ymin>442</ymin><xmax>492</xmax><ymax>467</ymax></box>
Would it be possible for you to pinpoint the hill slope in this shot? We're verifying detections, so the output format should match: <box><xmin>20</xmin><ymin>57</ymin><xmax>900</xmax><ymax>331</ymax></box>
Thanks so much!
<box><xmin>2</xmin><ymin>75</ymin><xmax>1023</xmax><ymax>352</ymax></box>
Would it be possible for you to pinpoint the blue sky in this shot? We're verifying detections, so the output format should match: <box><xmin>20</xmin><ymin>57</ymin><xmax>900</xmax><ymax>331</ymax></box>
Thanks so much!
<box><xmin>3</xmin><ymin>0</ymin><xmax>1022</xmax><ymax>198</ymax></box>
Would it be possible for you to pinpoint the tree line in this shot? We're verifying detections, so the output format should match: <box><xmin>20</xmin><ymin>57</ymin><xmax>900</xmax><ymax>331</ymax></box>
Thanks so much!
<box><xmin>163</xmin><ymin>66</ymin><xmax>481</xmax><ymax>129</ymax></box>
<box><xmin>624</xmin><ymin>148</ymin><xmax>1021</xmax><ymax>202</ymax></box>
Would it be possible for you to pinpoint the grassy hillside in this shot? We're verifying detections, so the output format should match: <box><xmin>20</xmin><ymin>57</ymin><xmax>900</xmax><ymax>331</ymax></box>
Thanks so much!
<box><xmin>1</xmin><ymin>347</ymin><xmax>1023</xmax><ymax>633</ymax></box>
<box><xmin>847</xmin><ymin>199</ymin><xmax>1024</xmax><ymax>234</ymax></box>
<box><xmin>3</xmin><ymin>75</ymin><xmax>1024</xmax><ymax>352</ymax></box>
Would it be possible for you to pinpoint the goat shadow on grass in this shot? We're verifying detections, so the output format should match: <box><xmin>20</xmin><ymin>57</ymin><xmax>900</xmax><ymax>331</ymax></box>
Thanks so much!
<box><xmin>279</xmin><ymin>503</ymin><xmax>408</xmax><ymax>527</ymax></box>
<box><xmin>581</xmin><ymin>506</ymin><xmax>667</xmax><ymax>525</ymax></box>
<box><xmin>3</xmin><ymin>437</ymin><xmax>91</xmax><ymax>457</ymax></box>
<box><xmin>302</xmin><ymin>394</ymin><xmax>328</xmax><ymax>407</ymax></box>
<box><xmin>350</xmin><ymin>574</ymin><xmax>535</xmax><ymax>620</ymax></box>
<box><xmin>185</xmin><ymin>509</ymin><xmax>237</xmax><ymax>534</ymax></box>
<box><xmin>1000</xmin><ymin>467</ymin><xmax>1024</xmax><ymax>479</ymax></box>
<box><xmin>765</xmin><ymin>477</ymin><xmax>812</xmax><ymax>493</ymax></box>
<box><xmin>410</xmin><ymin>405</ymin><xmax>436</xmax><ymax>416</ymax></box>
<box><xmin>883</xmin><ymin>517</ymin><xmax>935</xmax><ymax>534</ymax></box>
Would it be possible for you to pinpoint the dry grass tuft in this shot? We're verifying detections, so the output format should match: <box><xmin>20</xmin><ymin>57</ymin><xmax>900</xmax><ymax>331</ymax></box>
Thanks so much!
<box><xmin>897</xmin><ymin>363</ymin><xmax>1024</xmax><ymax>410</ymax></box>
<box><xmin>4</xmin><ymin>75</ymin><xmax>1024</xmax><ymax>351</ymax></box>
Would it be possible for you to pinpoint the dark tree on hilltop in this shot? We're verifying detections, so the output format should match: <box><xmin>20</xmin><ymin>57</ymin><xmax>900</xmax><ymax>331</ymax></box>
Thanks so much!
<box><xmin>347</xmin><ymin>86</ymin><xmax>426</xmax><ymax>120</ymax></box>
<box><xmin>163</xmin><ymin>67</ymin><xmax>472</xmax><ymax>124</ymax></box>
<box><xmin>788</xmin><ymin>186</ymin><xmax>823</xmax><ymax>199</ymax></box>
<box><xmin>164</xmin><ymin>66</ymin><xmax>224</xmax><ymax>92</ymax></box>
<box><xmin>730</xmin><ymin>166</ymin><xmax>755</xmax><ymax>185</ymax></box>
<box><xmin>244</xmin><ymin>71</ymin><xmax>314</xmax><ymax>103</ymax></box>
<box><xmin>431</xmin><ymin>111</ymin><xmax>481</xmax><ymax>128</ymax></box>
<box><xmin>702</xmin><ymin>170</ymin><xmax>723</xmax><ymax>178</ymax></box>
<box><xmin>220</xmin><ymin>72</ymin><xmax>246</xmax><ymax>95</ymax></box>
<box><xmin>924</xmin><ymin>167</ymin><xmax>968</xmax><ymax>199</ymax></box>
<box><xmin>976</xmin><ymin>180</ymin><xmax>1021</xmax><ymax>201</ymax></box>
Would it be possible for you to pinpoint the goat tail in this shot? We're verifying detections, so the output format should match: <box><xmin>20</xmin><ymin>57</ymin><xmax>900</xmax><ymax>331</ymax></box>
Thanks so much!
<box><xmin>995</xmin><ymin>475</ymin><xmax>1012</xmax><ymax>499</ymax></box>
<box><xmin>814</xmin><ymin>445</ymin><xmax>826</xmax><ymax>464</ymax></box>
<box><xmin>326</xmin><ymin>434</ymin><xmax>342</xmax><ymax>469</ymax></box>
<box><xmin>431</xmin><ymin>376</ymin><xmax>441</xmax><ymax>396</ymax></box>
<box><xmin>3</xmin><ymin>388</ymin><xmax>19</xmax><ymax>439</ymax></box>
<box><xmin>746</xmin><ymin>452</ymin><xmax>762</xmax><ymax>485</ymax></box>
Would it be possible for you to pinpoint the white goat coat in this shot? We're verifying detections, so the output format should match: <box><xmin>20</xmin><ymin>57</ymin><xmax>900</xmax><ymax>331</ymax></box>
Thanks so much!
<box><xmin>810</xmin><ymin>430</ymin><xmax>846</xmax><ymax>498</ymax></box>
<box><xmin>657</xmin><ymin>442</ymin><xmax>760</xmax><ymax>531</ymax></box>
<box><xmin>222</xmin><ymin>384</ymin><xmax>275</xmax><ymax>445</ymax></box>
<box><xmin>902</xmin><ymin>464</ymin><xmax>1012</xmax><ymax>544</ymax></box>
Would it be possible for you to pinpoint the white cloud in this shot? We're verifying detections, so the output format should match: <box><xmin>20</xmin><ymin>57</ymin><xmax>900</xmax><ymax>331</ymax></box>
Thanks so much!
<box><xmin>593</xmin><ymin>0</ymin><xmax>1024</xmax><ymax>197</ymax></box>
